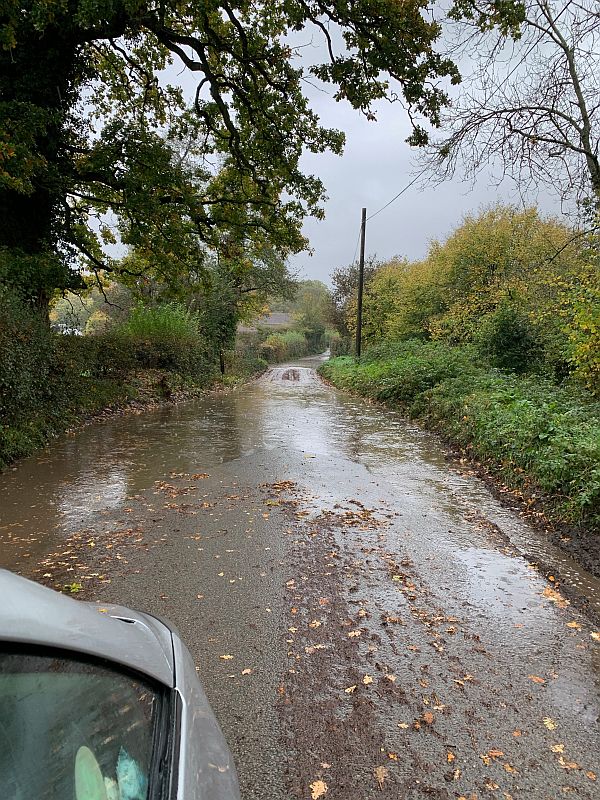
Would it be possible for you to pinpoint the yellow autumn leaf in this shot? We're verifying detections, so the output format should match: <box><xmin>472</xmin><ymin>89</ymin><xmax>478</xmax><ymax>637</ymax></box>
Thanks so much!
<box><xmin>566</xmin><ymin>621</ymin><xmax>581</xmax><ymax>629</ymax></box>
<box><xmin>542</xmin><ymin>587</ymin><xmax>570</xmax><ymax>608</ymax></box>
<box><xmin>550</xmin><ymin>744</ymin><xmax>564</xmax><ymax>753</ymax></box>
<box><xmin>591</xmin><ymin>632</ymin><xmax>600</xmax><ymax>641</ymax></box>
<box><xmin>344</xmin><ymin>685</ymin><xmax>357</xmax><ymax>694</ymax></box>
<box><xmin>543</xmin><ymin>717</ymin><xmax>557</xmax><ymax>730</ymax></box>
<box><xmin>310</xmin><ymin>779</ymin><xmax>328</xmax><ymax>799</ymax></box>
<box><xmin>362</xmin><ymin>675</ymin><xmax>373</xmax><ymax>685</ymax></box>
<box><xmin>528</xmin><ymin>675</ymin><xmax>546</xmax><ymax>684</ymax></box>
<box><xmin>219</xmin><ymin>654</ymin><xmax>234</xmax><ymax>660</ymax></box>
<box><xmin>373</xmin><ymin>766</ymin><xmax>388</xmax><ymax>789</ymax></box>
<box><xmin>558</xmin><ymin>757</ymin><xmax>579</xmax><ymax>770</ymax></box>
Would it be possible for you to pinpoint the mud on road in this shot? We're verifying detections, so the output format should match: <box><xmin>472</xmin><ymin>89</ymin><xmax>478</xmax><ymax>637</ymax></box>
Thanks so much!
<box><xmin>1</xmin><ymin>357</ymin><xmax>599</xmax><ymax>799</ymax></box>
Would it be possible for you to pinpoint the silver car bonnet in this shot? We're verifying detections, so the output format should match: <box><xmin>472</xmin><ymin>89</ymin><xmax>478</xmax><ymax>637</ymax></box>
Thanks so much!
<box><xmin>0</xmin><ymin>570</ymin><xmax>174</xmax><ymax>686</ymax></box>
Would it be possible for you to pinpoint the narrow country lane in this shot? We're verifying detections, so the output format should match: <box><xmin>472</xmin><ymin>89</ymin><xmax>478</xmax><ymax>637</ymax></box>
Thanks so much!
<box><xmin>1</xmin><ymin>355</ymin><xmax>599</xmax><ymax>799</ymax></box>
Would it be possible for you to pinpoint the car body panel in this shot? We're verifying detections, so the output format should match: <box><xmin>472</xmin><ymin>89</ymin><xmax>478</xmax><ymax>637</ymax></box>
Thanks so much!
<box><xmin>0</xmin><ymin>570</ymin><xmax>173</xmax><ymax>685</ymax></box>
<box><xmin>171</xmin><ymin>635</ymin><xmax>241</xmax><ymax>800</ymax></box>
<box><xmin>0</xmin><ymin>570</ymin><xmax>241</xmax><ymax>799</ymax></box>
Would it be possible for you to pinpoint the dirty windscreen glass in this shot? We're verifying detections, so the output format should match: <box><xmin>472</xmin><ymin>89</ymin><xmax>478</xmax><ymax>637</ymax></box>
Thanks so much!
<box><xmin>0</xmin><ymin>651</ymin><xmax>158</xmax><ymax>800</ymax></box>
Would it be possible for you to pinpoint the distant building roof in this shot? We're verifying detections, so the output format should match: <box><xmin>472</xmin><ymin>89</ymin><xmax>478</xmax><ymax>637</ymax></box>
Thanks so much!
<box><xmin>237</xmin><ymin>311</ymin><xmax>292</xmax><ymax>333</ymax></box>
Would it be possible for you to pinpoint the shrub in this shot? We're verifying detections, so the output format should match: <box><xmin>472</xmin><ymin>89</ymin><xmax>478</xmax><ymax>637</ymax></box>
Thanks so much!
<box><xmin>0</xmin><ymin>288</ymin><xmax>54</xmax><ymax>425</ymax></box>
<box><xmin>474</xmin><ymin>302</ymin><xmax>542</xmax><ymax>373</ymax></box>
<box><xmin>259</xmin><ymin>330</ymin><xmax>310</xmax><ymax>362</ymax></box>
<box><xmin>112</xmin><ymin>303</ymin><xmax>211</xmax><ymax>376</ymax></box>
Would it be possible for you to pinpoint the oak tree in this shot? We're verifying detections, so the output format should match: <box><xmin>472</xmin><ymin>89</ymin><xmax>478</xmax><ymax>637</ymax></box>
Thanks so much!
<box><xmin>1</xmin><ymin>0</ymin><xmax>461</xmax><ymax>305</ymax></box>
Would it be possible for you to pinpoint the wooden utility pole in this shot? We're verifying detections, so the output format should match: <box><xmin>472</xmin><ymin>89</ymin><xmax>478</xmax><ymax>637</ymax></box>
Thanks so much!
<box><xmin>355</xmin><ymin>207</ymin><xmax>367</xmax><ymax>359</ymax></box>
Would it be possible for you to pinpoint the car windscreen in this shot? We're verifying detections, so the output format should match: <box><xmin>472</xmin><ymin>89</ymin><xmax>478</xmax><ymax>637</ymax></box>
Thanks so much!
<box><xmin>0</xmin><ymin>649</ymin><xmax>160</xmax><ymax>800</ymax></box>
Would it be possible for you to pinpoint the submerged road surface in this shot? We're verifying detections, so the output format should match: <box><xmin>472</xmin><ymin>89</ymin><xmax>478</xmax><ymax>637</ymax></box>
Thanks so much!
<box><xmin>1</xmin><ymin>356</ymin><xmax>599</xmax><ymax>799</ymax></box>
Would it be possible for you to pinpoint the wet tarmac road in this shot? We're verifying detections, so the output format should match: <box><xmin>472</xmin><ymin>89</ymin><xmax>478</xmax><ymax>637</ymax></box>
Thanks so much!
<box><xmin>1</xmin><ymin>356</ymin><xmax>599</xmax><ymax>798</ymax></box>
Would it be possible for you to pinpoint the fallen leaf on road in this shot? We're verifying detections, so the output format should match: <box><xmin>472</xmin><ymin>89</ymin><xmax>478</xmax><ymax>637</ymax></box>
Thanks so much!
<box><xmin>566</xmin><ymin>621</ymin><xmax>581</xmax><ymax>629</ymax></box>
<box><xmin>310</xmin><ymin>780</ymin><xmax>328</xmax><ymax>799</ymax></box>
<box><xmin>362</xmin><ymin>675</ymin><xmax>373</xmax><ymax>685</ymax></box>
<box><xmin>513</xmin><ymin>730</ymin><xmax>522</xmax><ymax>737</ymax></box>
<box><xmin>305</xmin><ymin>645</ymin><xmax>326</xmax><ymax>654</ymax></box>
<box><xmin>398</xmin><ymin>723</ymin><xmax>409</xmax><ymax>729</ymax></box>
<box><xmin>551</xmin><ymin>744</ymin><xmax>565</xmax><ymax>753</ymax></box>
<box><xmin>503</xmin><ymin>763</ymin><xmax>517</xmax><ymax>774</ymax></box>
<box><xmin>485</xmin><ymin>781</ymin><xmax>500</xmax><ymax>790</ymax></box>
<box><xmin>345</xmin><ymin>685</ymin><xmax>357</xmax><ymax>694</ymax></box>
<box><xmin>591</xmin><ymin>632</ymin><xmax>600</xmax><ymax>641</ymax></box>
<box><xmin>321</xmin><ymin>762</ymin><xmax>331</xmax><ymax>769</ymax></box>
<box><xmin>384</xmin><ymin>674</ymin><xmax>397</xmax><ymax>683</ymax></box>
<box><xmin>542</xmin><ymin>587</ymin><xmax>570</xmax><ymax>608</ymax></box>
<box><xmin>309</xmin><ymin>620</ymin><xmax>322</xmax><ymax>628</ymax></box>
<box><xmin>558</xmin><ymin>757</ymin><xmax>579</xmax><ymax>770</ymax></box>
<box><xmin>423</xmin><ymin>712</ymin><xmax>434</xmax><ymax>724</ymax></box>
<box><xmin>388</xmin><ymin>752</ymin><xmax>398</xmax><ymax>761</ymax></box>
<box><xmin>543</xmin><ymin>717</ymin><xmax>557</xmax><ymax>730</ymax></box>
<box><xmin>528</xmin><ymin>675</ymin><xmax>546</xmax><ymax>684</ymax></box>
<box><xmin>347</xmin><ymin>630</ymin><xmax>362</xmax><ymax>638</ymax></box>
<box><xmin>373</xmin><ymin>766</ymin><xmax>388</xmax><ymax>789</ymax></box>
<box><xmin>447</xmin><ymin>753</ymin><xmax>455</xmax><ymax>763</ymax></box>
<box><xmin>480</xmin><ymin>749</ymin><xmax>504</xmax><ymax>766</ymax></box>
<box><xmin>452</xmin><ymin>768</ymin><xmax>461</xmax><ymax>780</ymax></box>
<box><xmin>219</xmin><ymin>654</ymin><xmax>234</xmax><ymax>660</ymax></box>
<box><xmin>241</xmin><ymin>668</ymin><xmax>252</xmax><ymax>675</ymax></box>
<box><xmin>586</xmin><ymin>771</ymin><xmax>597</xmax><ymax>781</ymax></box>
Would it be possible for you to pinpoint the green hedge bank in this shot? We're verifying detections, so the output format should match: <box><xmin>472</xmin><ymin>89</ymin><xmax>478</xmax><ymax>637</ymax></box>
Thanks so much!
<box><xmin>319</xmin><ymin>341</ymin><xmax>600</xmax><ymax>531</ymax></box>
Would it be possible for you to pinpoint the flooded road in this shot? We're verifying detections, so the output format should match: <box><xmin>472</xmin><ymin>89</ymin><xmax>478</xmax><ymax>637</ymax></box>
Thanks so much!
<box><xmin>1</xmin><ymin>356</ymin><xmax>599</xmax><ymax>798</ymax></box>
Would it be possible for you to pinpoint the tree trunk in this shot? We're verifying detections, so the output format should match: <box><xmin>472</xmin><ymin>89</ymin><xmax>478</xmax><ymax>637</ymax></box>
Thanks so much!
<box><xmin>0</xmin><ymin>19</ymin><xmax>79</xmax><ymax>303</ymax></box>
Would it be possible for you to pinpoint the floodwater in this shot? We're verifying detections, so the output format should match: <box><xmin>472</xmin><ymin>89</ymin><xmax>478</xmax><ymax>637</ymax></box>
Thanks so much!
<box><xmin>1</xmin><ymin>356</ymin><xmax>599</xmax><ymax>798</ymax></box>
<box><xmin>2</xmin><ymin>355</ymin><xmax>599</xmax><ymax>615</ymax></box>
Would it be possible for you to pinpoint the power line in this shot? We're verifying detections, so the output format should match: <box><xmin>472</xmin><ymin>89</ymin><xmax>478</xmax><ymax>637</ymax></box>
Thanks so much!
<box><xmin>366</xmin><ymin>166</ymin><xmax>429</xmax><ymax>221</ymax></box>
<box><xmin>350</xmin><ymin>225</ymin><xmax>362</xmax><ymax>266</ymax></box>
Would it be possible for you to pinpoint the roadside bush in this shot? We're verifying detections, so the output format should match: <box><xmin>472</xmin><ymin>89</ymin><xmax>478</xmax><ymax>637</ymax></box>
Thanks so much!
<box><xmin>474</xmin><ymin>302</ymin><xmax>542</xmax><ymax>373</ymax></box>
<box><xmin>259</xmin><ymin>330</ymin><xmax>310</xmax><ymax>362</ymax></box>
<box><xmin>112</xmin><ymin>303</ymin><xmax>211</xmax><ymax>376</ymax></box>
<box><xmin>0</xmin><ymin>289</ymin><xmax>54</xmax><ymax>425</ymax></box>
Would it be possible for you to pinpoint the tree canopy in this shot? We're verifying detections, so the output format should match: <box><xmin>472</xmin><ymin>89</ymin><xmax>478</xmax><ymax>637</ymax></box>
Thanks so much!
<box><xmin>0</xmin><ymin>0</ymin><xmax>473</xmax><ymax>304</ymax></box>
